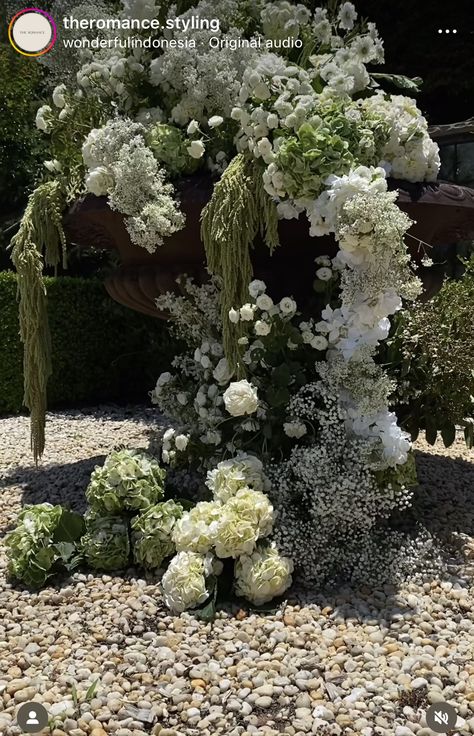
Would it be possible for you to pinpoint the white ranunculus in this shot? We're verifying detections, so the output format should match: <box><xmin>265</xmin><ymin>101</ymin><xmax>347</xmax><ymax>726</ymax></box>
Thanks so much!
<box><xmin>85</xmin><ymin>166</ymin><xmax>114</xmax><ymax>196</ymax></box>
<box><xmin>234</xmin><ymin>543</ymin><xmax>293</xmax><ymax>606</ymax></box>
<box><xmin>213</xmin><ymin>358</ymin><xmax>233</xmax><ymax>386</ymax></box>
<box><xmin>316</xmin><ymin>267</ymin><xmax>333</xmax><ymax>281</ymax></box>
<box><xmin>208</xmin><ymin>115</ymin><xmax>224</xmax><ymax>128</ymax></box>
<box><xmin>52</xmin><ymin>84</ymin><xmax>67</xmax><ymax>108</ymax></box>
<box><xmin>187</xmin><ymin>140</ymin><xmax>205</xmax><ymax>159</ymax></box>
<box><xmin>254</xmin><ymin>320</ymin><xmax>271</xmax><ymax>336</ymax></box>
<box><xmin>223</xmin><ymin>380</ymin><xmax>258</xmax><ymax>417</ymax></box>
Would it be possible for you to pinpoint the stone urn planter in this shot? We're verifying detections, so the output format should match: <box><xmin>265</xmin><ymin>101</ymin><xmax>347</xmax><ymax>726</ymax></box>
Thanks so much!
<box><xmin>64</xmin><ymin>175</ymin><xmax>474</xmax><ymax>318</ymax></box>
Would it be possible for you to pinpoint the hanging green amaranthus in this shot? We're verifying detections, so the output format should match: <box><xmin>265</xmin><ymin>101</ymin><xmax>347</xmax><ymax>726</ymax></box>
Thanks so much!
<box><xmin>201</xmin><ymin>154</ymin><xmax>279</xmax><ymax>373</ymax></box>
<box><xmin>10</xmin><ymin>180</ymin><xmax>66</xmax><ymax>462</ymax></box>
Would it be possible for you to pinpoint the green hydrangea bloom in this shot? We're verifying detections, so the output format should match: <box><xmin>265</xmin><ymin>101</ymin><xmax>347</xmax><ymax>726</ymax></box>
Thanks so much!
<box><xmin>146</xmin><ymin>123</ymin><xmax>199</xmax><ymax>177</ymax></box>
<box><xmin>5</xmin><ymin>503</ymin><xmax>84</xmax><ymax>588</ymax></box>
<box><xmin>81</xmin><ymin>513</ymin><xmax>130</xmax><ymax>571</ymax></box>
<box><xmin>132</xmin><ymin>499</ymin><xmax>184</xmax><ymax>569</ymax></box>
<box><xmin>86</xmin><ymin>449</ymin><xmax>166</xmax><ymax>514</ymax></box>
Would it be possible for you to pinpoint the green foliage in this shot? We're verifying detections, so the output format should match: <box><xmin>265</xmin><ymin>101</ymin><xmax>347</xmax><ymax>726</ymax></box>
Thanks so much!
<box><xmin>0</xmin><ymin>271</ymin><xmax>175</xmax><ymax>415</ymax></box>
<box><xmin>5</xmin><ymin>503</ymin><xmax>84</xmax><ymax>588</ymax></box>
<box><xmin>131</xmin><ymin>499</ymin><xmax>184</xmax><ymax>569</ymax></box>
<box><xmin>384</xmin><ymin>263</ymin><xmax>474</xmax><ymax>447</ymax></box>
<box><xmin>201</xmin><ymin>154</ymin><xmax>279</xmax><ymax>373</ymax></box>
<box><xmin>0</xmin><ymin>44</ymin><xmax>46</xmax><ymax>212</ymax></box>
<box><xmin>146</xmin><ymin>123</ymin><xmax>200</xmax><ymax>177</ymax></box>
<box><xmin>81</xmin><ymin>513</ymin><xmax>130</xmax><ymax>571</ymax></box>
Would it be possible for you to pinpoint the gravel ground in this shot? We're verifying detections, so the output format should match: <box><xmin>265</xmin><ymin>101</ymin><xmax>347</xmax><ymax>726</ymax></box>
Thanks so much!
<box><xmin>0</xmin><ymin>407</ymin><xmax>473</xmax><ymax>736</ymax></box>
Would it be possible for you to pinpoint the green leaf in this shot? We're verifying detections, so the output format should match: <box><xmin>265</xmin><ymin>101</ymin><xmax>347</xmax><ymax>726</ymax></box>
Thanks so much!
<box><xmin>440</xmin><ymin>424</ymin><xmax>456</xmax><ymax>447</ymax></box>
<box><xmin>52</xmin><ymin>509</ymin><xmax>85</xmax><ymax>544</ymax></box>
<box><xmin>371</xmin><ymin>73</ymin><xmax>423</xmax><ymax>93</ymax></box>
<box><xmin>193</xmin><ymin>585</ymin><xmax>217</xmax><ymax>622</ymax></box>
<box><xmin>71</xmin><ymin>682</ymin><xmax>79</xmax><ymax>708</ymax></box>
<box><xmin>85</xmin><ymin>679</ymin><xmax>100</xmax><ymax>701</ymax></box>
<box><xmin>425</xmin><ymin>417</ymin><xmax>438</xmax><ymax>446</ymax></box>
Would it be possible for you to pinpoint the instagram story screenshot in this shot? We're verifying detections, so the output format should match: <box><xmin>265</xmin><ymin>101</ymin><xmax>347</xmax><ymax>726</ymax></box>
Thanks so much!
<box><xmin>0</xmin><ymin>1</ymin><xmax>473</xmax><ymax>735</ymax></box>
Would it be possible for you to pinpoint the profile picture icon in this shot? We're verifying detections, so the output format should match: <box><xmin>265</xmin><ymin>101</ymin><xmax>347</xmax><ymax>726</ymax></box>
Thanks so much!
<box><xmin>8</xmin><ymin>8</ymin><xmax>57</xmax><ymax>57</ymax></box>
<box><xmin>16</xmin><ymin>701</ymin><xmax>49</xmax><ymax>733</ymax></box>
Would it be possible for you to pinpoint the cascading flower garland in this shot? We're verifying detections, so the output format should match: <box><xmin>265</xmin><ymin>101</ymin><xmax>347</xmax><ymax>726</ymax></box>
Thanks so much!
<box><xmin>9</xmin><ymin>0</ymin><xmax>444</xmax><ymax>608</ymax></box>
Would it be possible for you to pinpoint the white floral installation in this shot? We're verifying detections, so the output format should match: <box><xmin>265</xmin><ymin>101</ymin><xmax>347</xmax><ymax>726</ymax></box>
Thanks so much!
<box><xmin>10</xmin><ymin>0</ymin><xmax>442</xmax><ymax>610</ymax></box>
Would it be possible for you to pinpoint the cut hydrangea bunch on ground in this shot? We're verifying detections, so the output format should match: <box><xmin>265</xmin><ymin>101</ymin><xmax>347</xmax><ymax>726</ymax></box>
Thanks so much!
<box><xmin>86</xmin><ymin>448</ymin><xmax>166</xmax><ymax>513</ymax></box>
<box><xmin>5</xmin><ymin>504</ymin><xmax>84</xmax><ymax>588</ymax></box>
<box><xmin>81</xmin><ymin>513</ymin><xmax>130</xmax><ymax>572</ymax></box>
<box><xmin>131</xmin><ymin>499</ymin><xmax>184</xmax><ymax>570</ymax></box>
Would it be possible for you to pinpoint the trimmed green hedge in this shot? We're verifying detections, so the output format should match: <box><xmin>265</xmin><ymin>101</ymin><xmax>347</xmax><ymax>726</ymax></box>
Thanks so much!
<box><xmin>0</xmin><ymin>271</ymin><xmax>175</xmax><ymax>414</ymax></box>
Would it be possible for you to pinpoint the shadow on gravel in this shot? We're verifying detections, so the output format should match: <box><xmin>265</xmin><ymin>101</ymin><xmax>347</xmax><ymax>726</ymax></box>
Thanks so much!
<box><xmin>1</xmin><ymin>454</ymin><xmax>105</xmax><ymax>518</ymax></box>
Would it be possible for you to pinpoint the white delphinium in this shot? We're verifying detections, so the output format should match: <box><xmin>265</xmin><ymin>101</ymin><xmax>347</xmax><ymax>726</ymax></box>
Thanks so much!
<box><xmin>235</xmin><ymin>543</ymin><xmax>293</xmax><ymax>605</ymax></box>
<box><xmin>206</xmin><ymin>453</ymin><xmax>269</xmax><ymax>502</ymax></box>
<box><xmin>172</xmin><ymin>501</ymin><xmax>221</xmax><ymax>554</ymax></box>
<box><xmin>161</xmin><ymin>551</ymin><xmax>221</xmax><ymax>613</ymax></box>
<box><xmin>223</xmin><ymin>380</ymin><xmax>258</xmax><ymax>416</ymax></box>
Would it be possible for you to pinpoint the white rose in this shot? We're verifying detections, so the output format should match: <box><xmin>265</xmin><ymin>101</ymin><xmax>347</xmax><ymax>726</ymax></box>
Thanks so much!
<box><xmin>311</xmin><ymin>335</ymin><xmax>328</xmax><ymax>351</ymax></box>
<box><xmin>256</xmin><ymin>294</ymin><xmax>273</xmax><ymax>311</ymax></box>
<box><xmin>316</xmin><ymin>267</ymin><xmax>333</xmax><ymax>281</ymax></box>
<box><xmin>240</xmin><ymin>303</ymin><xmax>256</xmax><ymax>321</ymax></box>
<box><xmin>85</xmin><ymin>166</ymin><xmax>114</xmax><ymax>196</ymax></box>
<box><xmin>224</xmin><ymin>380</ymin><xmax>258</xmax><ymax>417</ymax></box>
<box><xmin>229</xmin><ymin>308</ymin><xmax>240</xmax><ymax>324</ymax></box>
<box><xmin>208</xmin><ymin>115</ymin><xmax>224</xmax><ymax>128</ymax></box>
<box><xmin>279</xmin><ymin>297</ymin><xmax>297</xmax><ymax>315</ymax></box>
<box><xmin>254</xmin><ymin>320</ymin><xmax>271</xmax><ymax>336</ymax></box>
<box><xmin>175</xmin><ymin>434</ymin><xmax>189</xmax><ymax>451</ymax></box>
<box><xmin>248</xmin><ymin>280</ymin><xmax>266</xmax><ymax>298</ymax></box>
<box><xmin>187</xmin><ymin>119</ymin><xmax>199</xmax><ymax>134</ymax></box>
<box><xmin>187</xmin><ymin>140</ymin><xmax>205</xmax><ymax>159</ymax></box>
<box><xmin>52</xmin><ymin>84</ymin><xmax>67</xmax><ymax>108</ymax></box>
<box><xmin>213</xmin><ymin>358</ymin><xmax>233</xmax><ymax>386</ymax></box>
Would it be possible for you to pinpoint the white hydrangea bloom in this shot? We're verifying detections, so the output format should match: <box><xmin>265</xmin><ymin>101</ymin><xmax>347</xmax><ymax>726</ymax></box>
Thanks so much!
<box><xmin>234</xmin><ymin>543</ymin><xmax>293</xmax><ymax>605</ymax></box>
<box><xmin>161</xmin><ymin>551</ymin><xmax>217</xmax><ymax>613</ymax></box>
<box><xmin>172</xmin><ymin>501</ymin><xmax>221</xmax><ymax>554</ymax></box>
<box><xmin>206</xmin><ymin>453</ymin><xmax>268</xmax><ymax>502</ymax></box>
